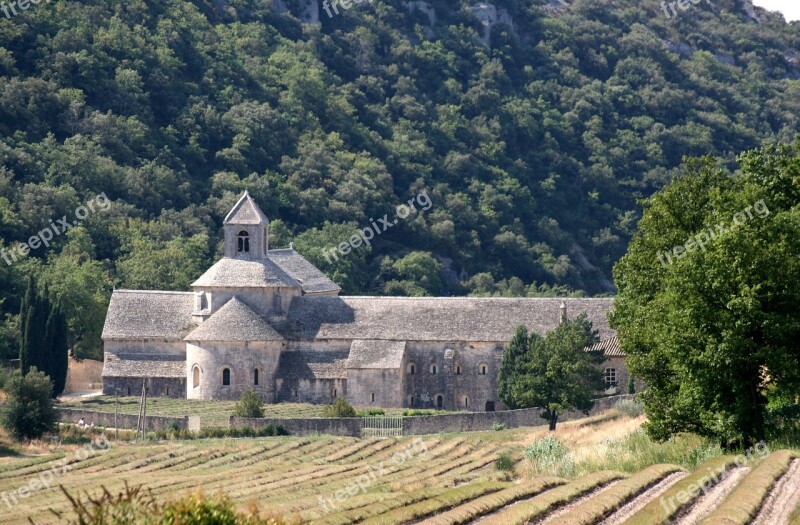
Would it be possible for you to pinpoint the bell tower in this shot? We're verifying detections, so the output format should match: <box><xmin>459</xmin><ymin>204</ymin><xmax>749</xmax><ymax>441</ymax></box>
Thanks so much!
<box><xmin>223</xmin><ymin>191</ymin><xmax>269</xmax><ymax>259</ymax></box>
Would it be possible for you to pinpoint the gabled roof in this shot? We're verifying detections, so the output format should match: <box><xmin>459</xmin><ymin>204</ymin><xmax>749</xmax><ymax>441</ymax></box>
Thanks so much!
<box><xmin>276</xmin><ymin>350</ymin><xmax>349</xmax><ymax>379</ymax></box>
<box><xmin>223</xmin><ymin>191</ymin><xmax>269</xmax><ymax>225</ymax></box>
<box><xmin>268</xmin><ymin>248</ymin><xmax>340</xmax><ymax>294</ymax></box>
<box><xmin>192</xmin><ymin>257</ymin><xmax>299</xmax><ymax>288</ymax></box>
<box><xmin>184</xmin><ymin>297</ymin><xmax>283</xmax><ymax>342</ymax></box>
<box><xmin>282</xmin><ymin>297</ymin><xmax>615</xmax><ymax>342</ymax></box>
<box><xmin>102</xmin><ymin>290</ymin><xmax>195</xmax><ymax>341</ymax></box>
<box><xmin>103</xmin><ymin>353</ymin><xmax>185</xmax><ymax>378</ymax></box>
<box><xmin>347</xmin><ymin>340</ymin><xmax>406</xmax><ymax>369</ymax></box>
<box><xmin>587</xmin><ymin>335</ymin><xmax>624</xmax><ymax>357</ymax></box>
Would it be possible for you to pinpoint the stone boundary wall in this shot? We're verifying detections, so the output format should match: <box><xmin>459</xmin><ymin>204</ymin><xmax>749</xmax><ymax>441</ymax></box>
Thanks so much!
<box><xmin>232</xmin><ymin>395</ymin><xmax>635</xmax><ymax>437</ymax></box>
<box><xmin>57</xmin><ymin>408</ymin><xmax>189</xmax><ymax>431</ymax></box>
<box><xmin>232</xmin><ymin>416</ymin><xmax>362</xmax><ymax>437</ymax></box>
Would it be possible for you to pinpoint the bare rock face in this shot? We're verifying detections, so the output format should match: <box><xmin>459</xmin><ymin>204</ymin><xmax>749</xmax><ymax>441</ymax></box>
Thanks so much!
<box><xmin>469</xmin><ymin>3</ymin><xmax>515</xmax><ymax>47</ymax></box>
<box><xmin>298</xmin><ymin>0</ymin><xmax>319</xmax><ymax>24</ymax></box>
<box><xmin>270</xmin><ymin>0</ymin><xmax>290</xmax><ymax>15</ymax></box>
<box><xmin>405</xmin><ymin>1</ymin><xmax>437</xmax><ymax>39</ymax></box>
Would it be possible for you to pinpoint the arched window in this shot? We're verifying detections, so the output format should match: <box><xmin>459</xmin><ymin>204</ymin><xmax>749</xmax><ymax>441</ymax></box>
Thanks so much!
<box><xmin>408</xmin><ymin>394</ymin><xmax>414</xmax><ymax>406</ymax></box>
<box><xmin>436</xmin><ymin>395</ymin><xmax>444</xmax><ymax>409</ymax></box>
<box><xmin>293</xmin><ymin>388</ymin><xmax>298</xmax><ymax>399</ymax></box>
<box><xmin>333</xmin><ymin>388</ymin><xmax>337</xmax><ymax>398</ymax></box>
<box><xmin>222</xmin><ymin>368</ymin><xmax>231</xmax><ymax>386</ymax></box>
<box><xmin>456</xmin><ymin>365</ymin><xmax>462</xmax><ymax>375</ymax></box>
<box><xmin>430</xmin><ymin>364</ymin><xmax>438</xmax><ymax>375</ymax></box>
<box><xmin>254</xmin><ymin>369</ymin><xmax>259</xmax><ymax>386</ymax></box>
<box><xmin>165</xmin><ymin>387</ymin><xmax>170</xmax><ymax>396</ymax></box>
<box><xmin>407</xmin><ymin>363</ymin><xmax>416</xmax><ymax>375</ymax></box>
<box><xmin>237</xmin><ymin>230</ymin><xmax>250</xmax><ymax>253</ymax></box>
<box><xmin>192</xmin><ymin>366</ymin><xmax>200</xmax><ymax>388</ymax></box>
<box><xmin>479</xmin><ymin>363</ymin><xmax>488</xmax><ymax>375</ymax></box>
<box><xmin>371</xmin><ymin>392</ymin><xmax>375</xmax><ymax>403</ymax></box>
<box><xmin>464</xmin><ymin>396</ymin><xmax>469</xmax><ymax>408</ymax></box>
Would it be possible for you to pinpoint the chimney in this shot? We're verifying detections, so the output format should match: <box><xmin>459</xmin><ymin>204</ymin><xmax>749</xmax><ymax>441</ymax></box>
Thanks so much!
<box><xmin>559</xmin><ymin>301</ymin><xmax>567</xmax><ymax>324</ymax></box>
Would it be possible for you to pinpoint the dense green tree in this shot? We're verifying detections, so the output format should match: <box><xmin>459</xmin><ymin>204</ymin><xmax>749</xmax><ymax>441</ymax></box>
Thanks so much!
<box><xmin>499</xmin><ymin>315</ymin><xmax>604</xmax><ymax>430</ymax></box>
<box><xmin>611</xmin><ymin>143</ymin><xmax>800</xmax><ymax>448</ymax></box>
<box><xmin>1</xmin><ymin>368</ymin><xmax>58</xmax><ymax>441</ymax></box>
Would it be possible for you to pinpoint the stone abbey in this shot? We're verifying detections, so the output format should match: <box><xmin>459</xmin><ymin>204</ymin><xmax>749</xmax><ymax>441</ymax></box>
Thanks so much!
<box><xmin>101</xmin><ymin>192</ymin><xmax>627</xmax><ymax>410</ymax></box>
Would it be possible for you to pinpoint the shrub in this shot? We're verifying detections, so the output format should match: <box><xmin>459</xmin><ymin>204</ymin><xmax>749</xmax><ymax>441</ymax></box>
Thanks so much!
<box><xmin>492</xmin><ymin>423</ymin><xmax>507</xmax><ymax>431</ymax></box>
<box><xmin>525</xmin><ymin>435</ymin><xmax>574</xmax><ymax>476</ymax></box>
<box><xmin>615</xmin><ymin>398</ymin><xmax>645</xmax><ymax>417</ymax></box>
<box><xmin>322</xmin><ymin>398</ymin><xmax>357</xmax><ymax>418</ymax></box>
<box><xmin>495</xmin><ymin>452</ymin><xmax>515</xmax><ymax>471</ymax></box>
<box><xmin>57</xmin><ymin>483</ymin><xmax>298</xmax><ymax>524</ymax></box>
<box><xmin>357</xmin><ymin>408</ymin><xmax>385</xmax><ymax>417</ymax></box>
<box><xmin>233</xmin><ymin>390</ymin><xmax>264</xmax><ymax>419</ymax></box>
<box><xmin>1</xmin><ymin>368</ymin><xmax>58</xmax><ymax>440</ymax></box>
<box><xmin>402</xmin><ymin>409</ymin><xmax>436</xmax><ymax>416</ymax></box>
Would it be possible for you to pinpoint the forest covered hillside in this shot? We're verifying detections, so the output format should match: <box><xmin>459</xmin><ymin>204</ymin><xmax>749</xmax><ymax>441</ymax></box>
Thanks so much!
<box><xmin>0</xmin><ymin>0</ymin><xmax>798</xmax><ymax>359</ymax></box>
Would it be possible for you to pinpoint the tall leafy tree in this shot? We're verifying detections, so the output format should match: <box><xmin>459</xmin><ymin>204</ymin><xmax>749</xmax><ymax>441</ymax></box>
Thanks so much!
<box><xmin>498</xmin><ymin>315</ymin><xmax>603</xmax><ymax>430</ymax></box>
<box><xmin>611</xmin><ymin>143</ymin><xmax>800</xmax><ymax>448</ymax></box>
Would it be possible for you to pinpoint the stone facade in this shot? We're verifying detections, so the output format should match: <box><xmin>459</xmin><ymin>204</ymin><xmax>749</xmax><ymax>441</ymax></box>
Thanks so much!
<box><xmin>102</xmin><ymin>192</ymin><xmax>633</xmax><ymax>410</ymax></box>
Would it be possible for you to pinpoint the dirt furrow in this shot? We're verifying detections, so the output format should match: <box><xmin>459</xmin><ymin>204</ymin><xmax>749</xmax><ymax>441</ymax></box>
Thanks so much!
<box><xmin>599</xmin><ymin>470</ymin><xmax>688</xmax><ymax>525</ymax></box>
<box><xmin>533</xmin><ymin>479</ymin><xmax>623</xmax><ymax>524</ymax></box>
<box><xmin>676</xmin><ymin>467</ymin><xmax>749</xmax><ymax>525</ymax></box>
<box><xmin>752</xmin><ymin>459</ymin><xmax>800</xmax><ymax>525</ymax></box>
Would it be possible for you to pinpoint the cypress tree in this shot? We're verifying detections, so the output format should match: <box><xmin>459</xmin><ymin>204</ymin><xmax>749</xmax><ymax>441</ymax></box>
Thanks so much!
<box><xmin>46</xmin><ymin>305</ymin><xmax>69</xmax><ymax>397</ymax></box>
<box><xmin>29</xmin><ymin>286</ymin><xmax>50</xmax><ymax>375</ymax></box>
<box><xmin>18</xmin><ymin>276</ymin><xmax>34</xmax><ymax>372</ymax></box>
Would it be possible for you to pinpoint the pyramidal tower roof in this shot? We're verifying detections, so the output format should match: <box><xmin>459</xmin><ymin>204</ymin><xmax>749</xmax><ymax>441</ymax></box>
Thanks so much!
<box><xmin>224</xmin><ymin>191</ymin><xmax>269</xmax><ymax>225</ymax></box>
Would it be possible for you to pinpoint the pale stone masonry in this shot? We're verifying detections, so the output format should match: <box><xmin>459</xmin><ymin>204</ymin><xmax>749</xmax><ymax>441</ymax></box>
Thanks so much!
<box><xmin>101</xmin><ymin>192</ymin><xmax>629</xmax><ymax>410</ymax></box>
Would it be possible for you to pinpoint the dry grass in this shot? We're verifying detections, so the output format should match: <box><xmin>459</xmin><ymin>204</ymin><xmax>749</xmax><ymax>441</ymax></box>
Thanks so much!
<box><xmin>702</xmin><ymin>450</ymin><xmax>797</xmax><ymax>525</ymax></box>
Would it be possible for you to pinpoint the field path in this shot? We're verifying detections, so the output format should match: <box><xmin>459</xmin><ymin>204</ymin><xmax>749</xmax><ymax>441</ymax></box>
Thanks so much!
<box><xmin>599</xmin><ymin>470</ymin><xmax>687</xmax><ymax>525</ymax></box>
<box><xmin>676</xmin><ymin>467</ymin><xmax>749</xmax><ymax>525</ymax></box>
<box><xmin>752</xmin><ymin>459</ymin><xmax>800</xmax><ymax>525</ymax></box>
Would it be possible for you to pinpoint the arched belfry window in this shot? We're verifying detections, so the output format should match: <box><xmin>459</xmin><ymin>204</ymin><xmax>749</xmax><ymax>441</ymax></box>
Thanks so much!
<box><xmin>254</xmin><ymin>369</ymin><xmax>259</xmax><ymax>386</ymax></box>
<box><xmin>237</xmin><ymin>230</ymin><xmax>250</xmax><ymax>253</ymax></box>
<box><xmin>192</xmin><ymin>366</ymin><xmax>200</xmax><ymax>388</ymax></box>
<box><xmin>222</xmin><ymin>368</ymin><xmax>231</xmax><ymax>386</ymax></box>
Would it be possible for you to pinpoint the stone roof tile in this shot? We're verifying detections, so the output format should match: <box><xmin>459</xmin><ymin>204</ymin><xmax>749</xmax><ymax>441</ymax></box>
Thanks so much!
<box><xmin>191</xmin><ymin>257</ymin><xmax>299</xmax><ymax>288</ymax></box>
<box><xmin>347</xmin><ymin>340</ymin><xmax>406</xmax><ymax>369</ymax></box>
<box><xmin>101</xmin><ymin>290</ymin><xmax>195</xmax><ymax>341</ymax></box>
<box><xmin>223</xmin><ymin>191</ymin><xmax>269</xmax><ymax>225</ymax></box>
<box><xmin>276</xmin><ymin>350</ymin><xmax>348</xmax><ymax>379</ymax></box>
<box><xmin>282</xmin><ymin>297</ymin><xmax>615</xmax><ymax>342</ymax></box>
<box><xmin>103</xmin><ymin>353</ymin><xmax>185</xmax><ymax>378</ymax></box>
<box><xmin>268</xmin><ymin>248</ymin><xmax>340</xmax><ymax>294</ymax></box>
<box><xmin>184</xmin><ymin>297</ymin><xmax>283</xmax><ymax>342</ymax></box>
